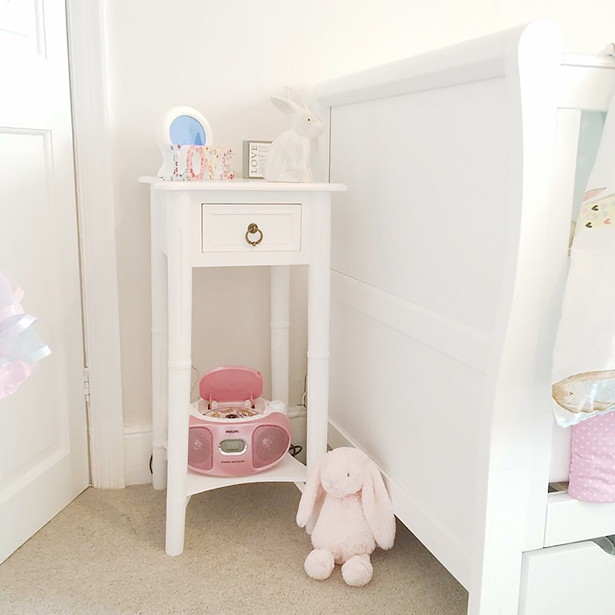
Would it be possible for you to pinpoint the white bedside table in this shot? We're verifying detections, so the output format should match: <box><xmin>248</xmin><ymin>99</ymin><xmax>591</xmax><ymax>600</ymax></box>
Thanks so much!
<box><xmin>139</xmin><ymin>177</ymin><xmax>346</xmax><ymax>555</ymax></box>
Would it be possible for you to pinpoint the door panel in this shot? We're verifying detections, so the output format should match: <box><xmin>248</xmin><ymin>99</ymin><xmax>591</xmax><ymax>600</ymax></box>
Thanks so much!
<box><xmin>0</xmin><ymin>0</ymin><xmax>89</xmax><ymax>563</ymax></box>
<box><xmin>0</xmin><ymin>0</ymin><xmax>45</xmax><ymax>57</ymax></box>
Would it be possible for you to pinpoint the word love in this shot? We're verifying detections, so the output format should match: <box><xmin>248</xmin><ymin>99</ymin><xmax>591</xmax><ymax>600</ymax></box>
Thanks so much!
<box><xmin>170</xmin><ymin>145</ymin><xmax>235</xmax><ymax>181</ymax></box>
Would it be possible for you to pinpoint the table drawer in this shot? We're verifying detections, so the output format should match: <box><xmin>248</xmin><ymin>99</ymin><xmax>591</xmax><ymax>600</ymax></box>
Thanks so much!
<box><xmin>201</xmin><ymin>204</ymin><xmax>302</xmax><ymax>253</ymax></box>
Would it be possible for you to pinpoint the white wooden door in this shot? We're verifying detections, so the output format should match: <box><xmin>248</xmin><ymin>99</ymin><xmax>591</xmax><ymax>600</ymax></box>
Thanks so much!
<box><xmin>0</xmin><ymin>0</ymin><xmax>89</xmax><ymax>563</ymax></box>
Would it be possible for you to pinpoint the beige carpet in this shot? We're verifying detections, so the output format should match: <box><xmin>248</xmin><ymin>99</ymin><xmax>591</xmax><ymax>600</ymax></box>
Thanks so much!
<box><xmin>0</xmin><ymin>484</ymin><xmax>467</xmax><ymax>615</ymax></box>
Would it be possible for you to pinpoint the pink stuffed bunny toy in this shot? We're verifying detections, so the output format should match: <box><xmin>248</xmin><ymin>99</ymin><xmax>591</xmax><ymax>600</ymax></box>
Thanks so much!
<box><xmin>296</xmin><ymin>447</ymin><xmax>396</xmax><ymax>587</ymax></box>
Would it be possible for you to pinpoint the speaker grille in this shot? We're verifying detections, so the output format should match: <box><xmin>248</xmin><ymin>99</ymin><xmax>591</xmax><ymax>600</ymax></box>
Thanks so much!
<box><xmin>252</xmin><ymin>425</ymin><xmax>290</xmax><ymax>469</ymax></box>
<box><xmin>188</xmin><ymin>426</ymin><xmax>213</xmax><ymax>472</ymax></box>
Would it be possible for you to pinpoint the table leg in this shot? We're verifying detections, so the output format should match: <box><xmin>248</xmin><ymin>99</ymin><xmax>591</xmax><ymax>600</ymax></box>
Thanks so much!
<box><xmin>151</xmin><ymin>191</ymin><xmax>168</xmax><ymax>490</ymax></box>
<box><xmin>165</xmin><ymin>195</ymin><xmax>192</xmax><ymax>556</ymax></box>
<box><xmin>306</xmin><ymin>195</ymin><xmax>331</xmax><ymax>472</ymax></box>
<box><xmin>271</xmin><ymin>265</ymin><xmax>290</xmax><ymax>405</ymax></box>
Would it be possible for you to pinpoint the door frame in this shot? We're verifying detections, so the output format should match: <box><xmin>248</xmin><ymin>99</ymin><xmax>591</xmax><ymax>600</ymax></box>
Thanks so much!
<box><xmin>65</xmin><ymin>0</ymin><xmax>125</xmax><ymax>488</ymax></box>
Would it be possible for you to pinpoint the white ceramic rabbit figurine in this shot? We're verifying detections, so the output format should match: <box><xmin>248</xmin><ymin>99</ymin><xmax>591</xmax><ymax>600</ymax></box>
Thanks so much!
<box><xmin>265</xmin><ymin>88</ymin><xmax>324</xmax><ymax>183</ymax></box>
<box><xmin>296</xmin><ymin>447</ymin><xmax>396</xmax><ymax>587</ymax></box>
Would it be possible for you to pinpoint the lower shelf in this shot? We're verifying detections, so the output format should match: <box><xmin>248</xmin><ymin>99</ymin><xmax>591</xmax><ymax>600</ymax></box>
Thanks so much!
<box><xmin>185</xmin><ymin>453</ymin><xmax>307</xmax><ymax>497</ymax></box>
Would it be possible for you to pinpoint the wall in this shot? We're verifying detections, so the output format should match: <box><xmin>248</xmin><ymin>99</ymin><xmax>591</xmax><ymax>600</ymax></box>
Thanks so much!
<box><xmin>103</xmin><ymin>0</ymin><xmax>615</xmax><ymax>430</ymax></box>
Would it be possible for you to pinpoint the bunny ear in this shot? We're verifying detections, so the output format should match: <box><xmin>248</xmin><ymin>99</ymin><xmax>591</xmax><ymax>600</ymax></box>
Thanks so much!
<box><xmin>270</xmin><ymin>96</ymin><xmax>302</xmax><ymax>117</ymax></box>
<box><xmin>362</xmin><ymin>459</ymin><xmax>396</xmax><ymax>550</ymax></box>
<box><xmin>296</xmin><ymin>454</ymin><xmax>326</xmax><ymax>529</ymax></box>
<box><xmin>284</xmin><ymin>87</ymin><xmax>310</xmax><ymax>111</ymax></box>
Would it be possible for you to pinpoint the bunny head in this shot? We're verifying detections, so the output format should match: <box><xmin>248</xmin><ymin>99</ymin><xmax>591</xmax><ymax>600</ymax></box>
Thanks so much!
<box><xmin>319</xmin><ymin>446</ymin><xmax>370</xmax><ymax>498</ymax></box>
<box><xmin>297</xmin><ymin>447</ymin><xmax>396</xmax><ymax>550</ymax></box>
<box><xmin>270</xmin><ymin>88</ymin><xmax>324</xmax><ymax>139</ymax></box>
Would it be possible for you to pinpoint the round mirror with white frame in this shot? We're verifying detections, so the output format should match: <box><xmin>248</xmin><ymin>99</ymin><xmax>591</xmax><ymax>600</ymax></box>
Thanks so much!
<box><xmin>157</xmin><ymin>106</ymin><xmax>214</xmax><ymax>180</ymax></box>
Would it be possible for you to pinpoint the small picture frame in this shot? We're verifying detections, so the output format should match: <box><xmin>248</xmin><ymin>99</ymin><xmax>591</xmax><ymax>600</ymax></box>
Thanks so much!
<box><xmin>242</xmin><ymin>141</ymin><xmax>271</xmax><ymax>179</ymax></box>
<box><xmin>157</xmin><ymin>107</ymin><xmax>214</xmax><ymax>180</ymax></box>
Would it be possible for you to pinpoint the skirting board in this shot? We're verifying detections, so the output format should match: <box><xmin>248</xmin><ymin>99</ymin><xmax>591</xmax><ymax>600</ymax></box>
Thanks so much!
<box><xmin>328</xmin><ymin>419</ymin><xmax>472</xmax><ymax>590</ymax></box>
<box><xmin>124</xmin><ymin>425</ymin><xmax>153</xmax><ymax>486</ymax></box>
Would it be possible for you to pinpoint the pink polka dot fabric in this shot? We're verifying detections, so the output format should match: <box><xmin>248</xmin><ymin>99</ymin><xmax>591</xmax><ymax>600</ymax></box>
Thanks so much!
<box><xmin>569</xmin><ymin>412</ymin><xmax>615</xmax><ymax>502</ymax></box>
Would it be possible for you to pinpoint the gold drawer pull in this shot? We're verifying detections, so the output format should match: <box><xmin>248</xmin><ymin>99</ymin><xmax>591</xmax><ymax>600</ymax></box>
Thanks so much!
<box><xmin>245</xmin><ymin>223</ymin><xmax>263</xmax><ymax>246</ymax></box>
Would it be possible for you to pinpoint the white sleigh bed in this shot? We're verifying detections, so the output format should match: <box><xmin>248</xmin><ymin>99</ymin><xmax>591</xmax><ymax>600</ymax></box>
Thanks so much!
<box><xmin>318</xmin><ymin>21</ymin><xmax>615</xmax><ymax>615</ymax></box>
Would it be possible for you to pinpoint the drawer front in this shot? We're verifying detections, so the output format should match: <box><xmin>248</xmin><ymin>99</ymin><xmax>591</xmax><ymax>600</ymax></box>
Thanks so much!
<box><xmin>520</xmin><ymin>540</ymin><xmax>615</xmax><ymax>615</ymax></box>
<box><xmin>201</xmin><ymin>204</ymin><xmax>301</xmax><ymax>253</ymax></box>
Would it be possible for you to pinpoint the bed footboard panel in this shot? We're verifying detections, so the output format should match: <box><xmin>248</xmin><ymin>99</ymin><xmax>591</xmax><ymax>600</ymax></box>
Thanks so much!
<box><xmin>321</xmin><ymin>22</ymin><xmax>562</xmax><ymax>613</ymax></box>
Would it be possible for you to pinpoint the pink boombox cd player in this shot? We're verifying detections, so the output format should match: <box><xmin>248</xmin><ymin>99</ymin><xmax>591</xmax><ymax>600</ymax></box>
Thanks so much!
<box><xmin>188</xmin><ymin>366</ymin><xmax>292</xmax><ymax>477</ymax></box>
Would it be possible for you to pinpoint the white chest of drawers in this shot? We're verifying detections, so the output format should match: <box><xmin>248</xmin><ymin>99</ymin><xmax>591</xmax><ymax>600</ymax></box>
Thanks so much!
<box><xmin>139</xmin><ymin>177</ymin><xmax>345</xmax><ymax>555</ymax></box>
